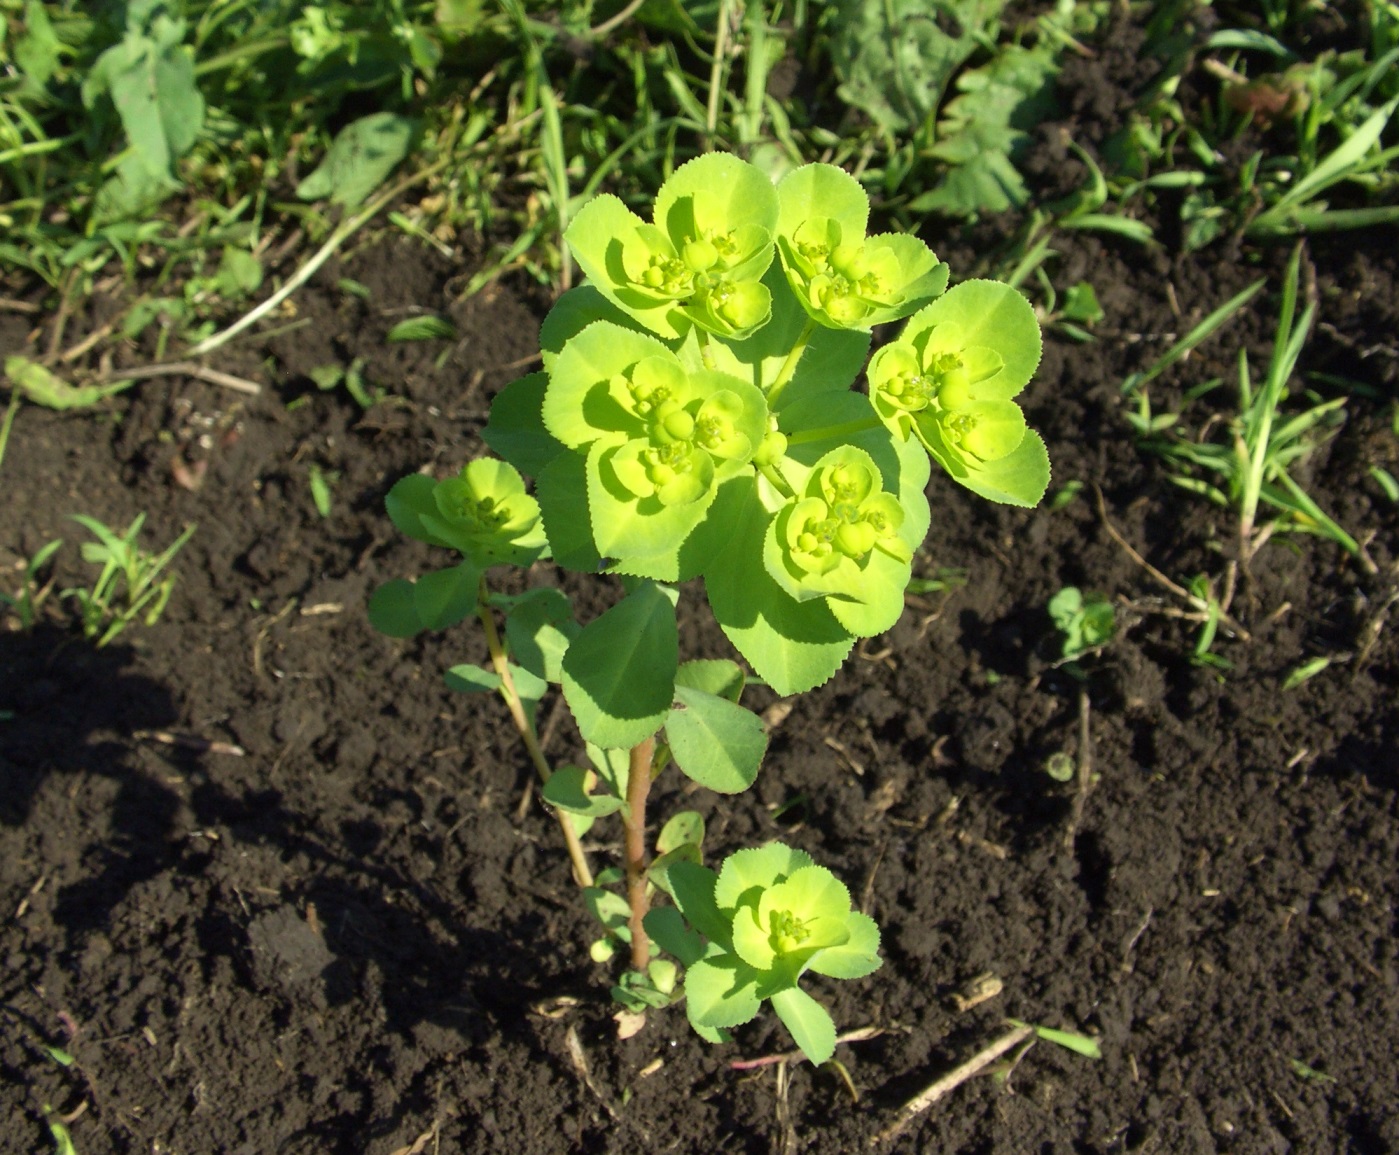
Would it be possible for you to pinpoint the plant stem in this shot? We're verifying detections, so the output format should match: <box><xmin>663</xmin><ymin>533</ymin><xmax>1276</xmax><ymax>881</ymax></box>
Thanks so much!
<box><xmin>764</xmin><ymin>318</ymin><xmax>818</xmax><ymax>409</ymax></box>
<box><xmin>758</xmin><ymin>460</ymin><xmax>796</xmax><ymax>499</ymax></box>
<box><xmin>0</xmin><ymin>392</ymin><xmax>20</xmax><ymax>475</ymax></box>
<box><xmin>705</xmin><ymin>0</ymin><xmax>734</xmax><ymax>146</ymax></box>
<box><xmin>623</xmin><ymin>735</ymin><xmax>656</xmax><ymax>970</ymax></box>
<box><xmin>476</xmin><ymin>580</ymin><xmax>595</xmax><ymax>888</ymax></box>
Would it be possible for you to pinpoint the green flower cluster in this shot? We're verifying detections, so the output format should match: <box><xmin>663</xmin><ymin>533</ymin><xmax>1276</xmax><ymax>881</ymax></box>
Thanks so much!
<box><xmin>868</xmin><ymin>279</ymin><xmax>1048</xmax><ymax>506</ymax></box>
<box><xmin>569</xmin><ymin>152</ymin><xmax>778</xmax><ymax>340</ymax></box>
<box><xmin>652</xmin><ymin>842</ymin><xmax>881</xmax><ymax>1065</ymax></box>
<box><xmin>481</xmin><ymin>153</ymin><xmax>1046</xmax><ymax>696</ymax></box>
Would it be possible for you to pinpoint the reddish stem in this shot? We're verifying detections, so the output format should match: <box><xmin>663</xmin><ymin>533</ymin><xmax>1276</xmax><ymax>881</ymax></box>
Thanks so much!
<box><xmin>624</xmin><ymin>735</ymin><xmax>656</xmax><ymax>970</ymax></box>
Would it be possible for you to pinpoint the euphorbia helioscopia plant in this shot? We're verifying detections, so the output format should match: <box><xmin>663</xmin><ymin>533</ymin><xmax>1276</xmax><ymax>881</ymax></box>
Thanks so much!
<box><xmin>371</xmin><ymin>153</ymin><xmax>1047</xmax><ymax>1063</ymax></box>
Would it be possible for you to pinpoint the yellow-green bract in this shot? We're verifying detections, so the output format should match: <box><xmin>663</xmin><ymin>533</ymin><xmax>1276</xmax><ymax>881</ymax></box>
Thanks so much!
<box><xmin>482</xmin><ymin>155</ymin><xmax>1048</xmax><ymax>695</ymax></box>
<box><xmin>869</xmin><ymin>279</ymin><xmax>1049</xmax><ymax>507</ymax></box>
<box><xmin>565</xmin><ymin>153</ymin><xmax>780</xmax><ymax>340</ymax></box>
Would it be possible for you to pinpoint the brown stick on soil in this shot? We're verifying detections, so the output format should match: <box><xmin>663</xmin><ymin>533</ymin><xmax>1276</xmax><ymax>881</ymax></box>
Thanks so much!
<box><xmin>872</xmin><ymin>1024</ymin><xmax>1035</xmax><ymax>1145</ymax></box>
<box><xmin>1063</xmin><ymin>687</ymin><xmax>1094</xmax><ymax>851</ymax></box>
<box><xmin>624</xmin><ymin>735</ymin><xmax>656</xmax><ymax>970</ymax></box>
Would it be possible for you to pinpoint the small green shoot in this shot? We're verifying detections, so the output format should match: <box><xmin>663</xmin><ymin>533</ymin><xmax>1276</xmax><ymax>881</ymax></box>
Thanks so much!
<box><xmin>1049</xmin><ymin>480</ymin><xmax>1085</xmax><ymax>510</ymax></box>
<box><xmin>1289</xmin><ymin>1057</ymin><xmax>1336</xmax><ymax>1084</ymax></box>
<box><xmin>1</xmin><ymin>539</ymin><xmax>64</xmax><ymax>630</ymax></box>
<box><xmin>308</xmin><ymin>465</ymin><xmax>337</xmax><ymax>519</ymax></box>
<box><xmin>1282</xmin><ymin>655</ymin><xmax>1335</xmax><ymax>690</ymax></box>
<box><xmin>309</xmin><ymin>358</ymin><xmax>379</xmax><ymax>409</ymax></box>
<box><xmin>1009</xmin><ymin>1018</ymin><xmax>1103</xmax><ymax>1059</ymax></box>
<box><xmin>386</xmin><ymin>316</ymin><xmax>457</xmax><ymax>343</ymax></box>
<box><xmin>43</xmin><ymin>1046</ymin><xmax>75</xmax><ymax>1068</ymax></box>
<box><xmin>61</xmin><ymin>515</ymin><xmax>196</xmax><ymax>647</ymax></box>
<box><xmin>42</xmin><ymin>1106</ymin><xmax>79</xmax><ymax>1155</ymax></box>
<box><xmin>1047</xmin><ymin>587</ymin><xmax>1116</xmax><ymax>663</ymax></box>
<box><xmin>907</xmin><ymin>567</ymin><xmax>968</xmax><ymax>596</ymax></box>
<box><xmin>1044</xmin><ymin>751</ymin><xmax>1075</xmax><ymax>782</ymax></box>
<box><xmin>1369</xmin><ymin>466</ymin><xmax>1399</xmax><ymax>503</ymax></box>
<box><xmin>1188</xmin><ymin>575</ymin><xmax>1233</xmax><ymax>671</ymax></box>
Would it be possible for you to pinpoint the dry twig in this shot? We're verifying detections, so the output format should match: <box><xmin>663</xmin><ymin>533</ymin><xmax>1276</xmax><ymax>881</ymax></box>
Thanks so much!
<box><xmin>872</xmin><ymin>1024</ymin><xmax>1035</xmax><ymax>1145</ymax></box>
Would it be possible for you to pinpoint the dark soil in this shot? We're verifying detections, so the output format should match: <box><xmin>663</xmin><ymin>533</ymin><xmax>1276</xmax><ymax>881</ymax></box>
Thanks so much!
<box><xmin>3</xmin><ymin>12</ymin><xmax>1397</xmax><ymax>1155</ymax></box>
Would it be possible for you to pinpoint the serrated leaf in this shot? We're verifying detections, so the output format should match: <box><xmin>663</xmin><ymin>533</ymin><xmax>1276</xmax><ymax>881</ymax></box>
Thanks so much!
<box><xmin>940</xmin><ymin>428</ymin><xmax>1051</xmax><ymax>507</ymax></box>
<box><xmin>564</xmin><ymin>195</ymin><xmax>686</xmax><ymax>339</ymax></box>
<box><xmin>668</xmin><ymin>861</ymin><xmax>730</xmax><ymax>945</ymax></box>
<box><xmin>713</xmin><ymin>843</ymin><xmax>815</xmax><ymax>907</ymax></box>
<box><xmin>828</xmin><ymin>0</ymin><xmax>1003</xmax><ymax>135</ymax></box>
<box><xmin>368</xmin><ymin>579</ymin><xmax>422</xmax><ymax>637</ymax></box>
<box><xmin>541</xmin><ymin>765</ymin><xmax>626</xmax><ymax>817</ymax></box>
<box><xmin>684</xmin><ymin>954</ymin><xmax>763</xmax><ymax>1029</ymax></box>
<box><xmin>703</xmin><ymin>490</ymin><xmax>853</xmax><ymax>695</ymax></box>
<box><xmin>674</xmin><ymin>659</ymin><xmax>745</xmax><ymax>702</ymax></box>
<box><xmin>666</xmin><ymin>686</ymin><xmax>767</xmax><ymax>794</ymax></box>
<box><xmin>807</xmin><ymin>911</ymin><xmax>882</xmax><ymax>979</ymax></box>
<box><xmin>770</xmin><ymin>986</ymin><xmax>837</xmax><ymax>1064</ymax></box>
<box><xmin>444</xmin><ymin>664</ymin><xmax>502</xmax><ymax>693</ymax></box>
<box><xmin>535</xmin><ymin>450</ymin><xmax>602</xmax><ymax>572</ymax></box>
<box><xmin>412</xmin><ymin>561</ymin><xmax>481</xmax><ymax>631</ymax></box>
<box><xmin>913</xmin><ymin>39</ymin><xmax>1059</xmax><ymax>218</ymax></box>
<box><xmin>482</xmin><ymin>373</ymin><xmax>566</xmax><ymax>477</ymax></box>
<box><xmin>385</xmin><ymin>473</ymin><xmax>454</xmax><ymax>546</ymax></box>
<box><xmin>561</xmin><ymin>582</ymin><xmax>678</xmax><ymax>749</ymax></box>
<box><xmin>776</xmin><ymin>163</ymin><xmax>869</xmax><ymax>241</ymax></box>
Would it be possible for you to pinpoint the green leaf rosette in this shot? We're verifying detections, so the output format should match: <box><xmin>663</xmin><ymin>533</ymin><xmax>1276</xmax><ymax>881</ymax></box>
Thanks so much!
<box><xmin>868</xmin><ymin>279</ymin><xmax>1050</xmax><ymax>508</ymax></box>
<box><xmin>775</xmin><ymin>163</ymin><xmax>949</xmax><ymax>331</ymax></box>
<box><xmin>542</xmin><ymin>321</ymin><xmax>769</xmax><ymax>577</ymax></box>
<box><xmin>650</xmin><ymin>842</ymin><xmax>881</xmax><ymax>1065</ymax></box>
<box><xmin>565</xmin><ymin>153</ymin><xmax>780</xmax><ymax>341</ymax></box>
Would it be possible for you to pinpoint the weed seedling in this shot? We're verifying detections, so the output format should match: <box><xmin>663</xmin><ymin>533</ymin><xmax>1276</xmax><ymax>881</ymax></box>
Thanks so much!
<box><xmin>1</xmin><ymin>539</ymin><xmax>64</xmax><ymax>630</ymax></box>
<box><xmin>1047</xmin><ymin>586</ymin><xmax>1116</xmax><ymax>664</ymax></box>
<box><xmin>372</xmin><ymin>154</ymin><xmax>1048</xmax><ymax>1063</ymax></box>
<box><xmin>62</xmin><ymin>515</ymin><xmax>195</xmax><ymax>647</ymax></box>
<box><xmin>1134</xmin><ymin>246</ymin><xmax>1372</xmax><ymax>609</ymax></box>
